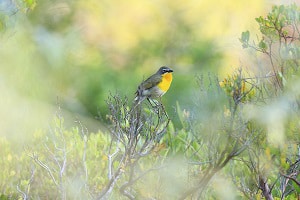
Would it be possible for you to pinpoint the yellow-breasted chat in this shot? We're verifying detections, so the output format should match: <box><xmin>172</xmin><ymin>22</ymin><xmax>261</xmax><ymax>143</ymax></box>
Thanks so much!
<box><xmin>135</xmin><ymin>66</ymin><xmax>173</xmax><ymax>104</ymax></box>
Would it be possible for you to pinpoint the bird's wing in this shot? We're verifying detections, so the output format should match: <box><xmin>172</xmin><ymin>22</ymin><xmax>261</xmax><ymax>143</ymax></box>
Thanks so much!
<box><xmin>140</xmin><ymin>74</ymin><xmax>161</xmax><ymax>90</ymax></box>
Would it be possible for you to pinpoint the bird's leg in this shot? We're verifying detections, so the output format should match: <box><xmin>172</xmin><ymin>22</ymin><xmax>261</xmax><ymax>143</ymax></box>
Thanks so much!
<box><xmin>147</xmin><ymin>98</ymin><xmax>160</xmax><ymax>114</ymax></box>
<box><xmin>147</xmin><ymin>98</ymin><xmax>154</xmax><ymax>107</ymax></box>
<box><xmin>148</xmin><ymin>97</ymin><xmax>170</xmax><ymax>123</ymax></box>
<box><xmin>147</xmin><ymin>98</ymin><xmax>159</xmax><ymax>107</ymax></box>
<box><xmin>158</xmin><ymin>97</ymin><xmax>170</xmax><ymax>121</ymax></box>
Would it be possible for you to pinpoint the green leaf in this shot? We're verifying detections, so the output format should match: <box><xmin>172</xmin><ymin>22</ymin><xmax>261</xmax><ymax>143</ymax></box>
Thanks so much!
<box><xmin>279</xmin><ymin>5</ymin><xmax>285</xmax><ymax>13</ymax></box>
<box><xmin>278</xmin><ymin>71</ymin><xmax>287</xmax><ymax>86</ymax></box>
<box><xmin>292</xmin><ymin>177</ymin><xmax>300</xmax><ymax>193</ymax></box>
<box><xmin>255</xmin><ymin>16</ymin><xmax>263</xmax><ymax>23</ymax></box>
<box><xmin>176</xmin><ymin>101</ymin><xmax>188</xmax><ymax>129</ymax></box>
<box><xmin>241</xmin><ymin>31</ymin><xmax>250</xmax><ymax>42</ymax></box>
<box><xmin>258</xmin><ymin>39</ymin><xmax>267</xmax><ymax>50</ymax></box>
<box><xmin>24</xmin><ymin>0</ymin><xmax>37</xmax><ymax>10</ymax></box>
<box><xmin>240</xmin><ymin>31</ymin><xmax>250</xmax><ymax>48</ymax></box>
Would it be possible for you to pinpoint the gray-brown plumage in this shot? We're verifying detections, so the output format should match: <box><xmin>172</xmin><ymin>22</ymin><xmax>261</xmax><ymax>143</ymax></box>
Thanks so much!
<box><xmin>135</xmin><ymin>66</ymin><xmax>173</xmax><ymax>104</ymax></box>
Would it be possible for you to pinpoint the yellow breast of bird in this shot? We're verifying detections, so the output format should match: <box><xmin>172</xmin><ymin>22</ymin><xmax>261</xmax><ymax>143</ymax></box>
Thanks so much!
<box><xmin>157</xmin><ymin>73</ymin><xmax>173</xmax><ymax>93</ymax></box>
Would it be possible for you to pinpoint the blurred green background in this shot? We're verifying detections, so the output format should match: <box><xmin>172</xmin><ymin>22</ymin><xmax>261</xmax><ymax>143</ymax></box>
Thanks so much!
<box><xmin>0</xmin><ymin>0</ymin><xmax>269</xmax><ymax>140</ymax></box>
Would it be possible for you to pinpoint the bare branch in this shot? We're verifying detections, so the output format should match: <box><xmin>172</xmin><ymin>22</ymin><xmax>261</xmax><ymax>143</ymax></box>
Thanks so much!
<box><xmin>280</xmin><ymin>172</ymin><xmax>300</xmax><ymax>187</ymax></box>
<box><xmin>28</xmin><ymin>153</ymin><xmax>59</xmax><ymax>187</ymax></box>
<box><xmin>259</xmin><ymin>176</ymin><xmax>274</xmax><ymax>200</ymax></box>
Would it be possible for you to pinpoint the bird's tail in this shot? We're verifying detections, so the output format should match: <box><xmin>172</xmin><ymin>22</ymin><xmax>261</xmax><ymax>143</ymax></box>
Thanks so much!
<box><xmin>133</xmin><ymin>86</ymin><xmax>147</xmax><ymax>106</ymax></box>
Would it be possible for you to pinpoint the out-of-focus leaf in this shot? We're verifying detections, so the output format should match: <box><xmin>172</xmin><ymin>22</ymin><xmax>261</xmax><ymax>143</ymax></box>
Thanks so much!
<box><xmin>258</xmin><ymin>39</ymin><xmax>267</xmax><ymax>51</ymax></box>
<box><xmin>240</xmin><ymin>31</ymin><xmax>250</xmax><ymax>48</ymax></box>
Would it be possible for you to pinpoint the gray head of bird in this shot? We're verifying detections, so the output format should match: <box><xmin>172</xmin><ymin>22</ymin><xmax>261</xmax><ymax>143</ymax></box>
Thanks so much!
<box><xmin>157</xmin><ymin>66</ymin><xmax>173</xmax><ymax>75</ymax></box>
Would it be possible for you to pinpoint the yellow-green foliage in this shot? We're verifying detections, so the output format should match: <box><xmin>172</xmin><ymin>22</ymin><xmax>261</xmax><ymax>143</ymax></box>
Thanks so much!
<box><xmin>1</xmin><ymin>2</ymin><xmax>300</xmax><ymax>200</ymax></box>
<box><xmin>0</xmin><ymin>116</ymin><xmax>110</xmax><ymax>199</ymax></box>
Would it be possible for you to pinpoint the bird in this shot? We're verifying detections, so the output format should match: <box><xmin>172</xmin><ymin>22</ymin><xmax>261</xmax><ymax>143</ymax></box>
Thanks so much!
<box><xmin>134</xmin><ymin>66</ymin><xmax>173</xmax><ymax>105</ymax></box>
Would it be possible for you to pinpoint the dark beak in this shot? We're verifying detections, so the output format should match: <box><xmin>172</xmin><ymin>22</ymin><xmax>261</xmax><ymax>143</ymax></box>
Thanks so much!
<box><xmin>168</xmin><ymin>69</ymin><xmax>174</xmax><ymax>73</ymax></box>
